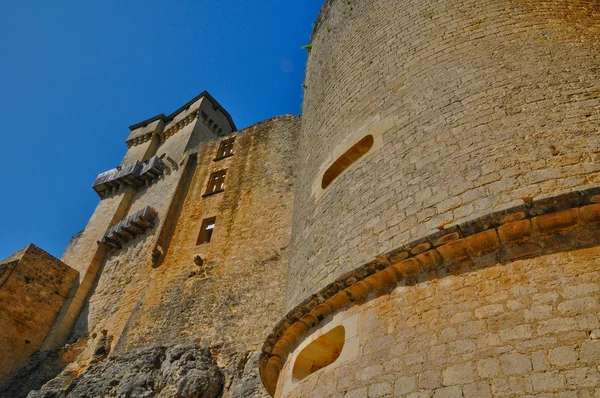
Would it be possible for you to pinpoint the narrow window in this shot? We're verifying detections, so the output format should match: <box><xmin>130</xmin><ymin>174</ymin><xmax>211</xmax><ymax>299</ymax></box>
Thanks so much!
<box><xmin>204</xmin><ymin>170</ymin><xmax>227</xmax><ymax>196</ymax></box>
<box><xmin>321</xmin><ymin>135</ymin><xmax>374</xmax><ymax>189</ymax></box>
<box><xmin>292</xmin><ymin>326</ymin><xmax>345</xmax><ymax>380</ymax></box>
<box><xmin>215</xmin><ymin>137</ymin><xmax>235</xmax><ymax>159</ymax></box>
<box><xmin>197</xmin><ymin>217</ymin><xmax>216</xmax><ymax>245</ymax></box>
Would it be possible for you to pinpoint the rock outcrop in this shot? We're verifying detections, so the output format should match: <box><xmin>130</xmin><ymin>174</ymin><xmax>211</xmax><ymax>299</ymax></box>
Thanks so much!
<box><xmin>27</xmin><ymin>345</ymin><xmax>224</xmax><ymax>398</ymax></box>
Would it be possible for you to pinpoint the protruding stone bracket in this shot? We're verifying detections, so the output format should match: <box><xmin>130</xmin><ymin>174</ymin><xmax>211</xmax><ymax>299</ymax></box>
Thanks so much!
<box><xmin>259</xmin><ymin>186</ymin><xmax>600</xmax><ymax>396</ymax></box>
<box><xmin>160</xmin><ymin>110</ymin><xmax>200</xmax><ymax>142</ymax></box>
<box><xmin>92</xmin><ymin>156</ymin><xmax>165</xmax><ymax>197</ymax></box>
<box><xmin>126</xmin><ymin>132</ymin><xmax>155</xmax><ymax>148</ymax></box>
<box><xmin>97</xmin><ymin>206</ymin><xmax>158</xmax><ymax>251</ymax></box>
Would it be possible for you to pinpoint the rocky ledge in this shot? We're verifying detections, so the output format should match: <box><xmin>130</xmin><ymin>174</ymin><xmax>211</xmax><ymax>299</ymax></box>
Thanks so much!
<box><xmin>28</xmin><ymin>345</ymin><xmax>224</xmax><ymax>398</ymax></box>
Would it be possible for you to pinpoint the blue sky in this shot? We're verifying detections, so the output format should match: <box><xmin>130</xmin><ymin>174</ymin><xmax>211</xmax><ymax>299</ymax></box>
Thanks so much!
<box><xmin>0</xmin><ymin>1</ymin><xmax>324</xmax><ymax>260</ymax></box>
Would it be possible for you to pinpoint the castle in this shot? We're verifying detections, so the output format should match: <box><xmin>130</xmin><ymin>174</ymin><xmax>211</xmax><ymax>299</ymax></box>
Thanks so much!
<box><xmin>2</xmin><ymin>0</ymin><xmax>600</xmax><ymax>397</ymax></box>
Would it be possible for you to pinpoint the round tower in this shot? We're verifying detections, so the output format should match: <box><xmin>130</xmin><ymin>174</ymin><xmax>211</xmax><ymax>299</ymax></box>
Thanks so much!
<box><xmin>261</xmin><ymin>0</ymin><xmax>600</xmax><ymax>396</ymax></box>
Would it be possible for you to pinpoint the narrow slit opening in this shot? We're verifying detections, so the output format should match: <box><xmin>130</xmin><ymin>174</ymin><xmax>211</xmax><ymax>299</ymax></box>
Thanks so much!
<box><xmin>322</xmin><ymin>135</ymin><xmax>374</xmax><ymax>189</ymax></box>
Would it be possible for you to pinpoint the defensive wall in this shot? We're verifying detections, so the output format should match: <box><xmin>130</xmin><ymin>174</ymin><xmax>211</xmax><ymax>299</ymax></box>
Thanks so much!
<box><xmin>260</xmin><ymin>0</ymin><xmax>600</xmax><ymax>396</ymax></box>
<box><xmin>0</xmin><ymin>89</ymin><xmax>300</xmax><ymax>397</ymax></box>
<box><xmin>0</xmin><ymin>245</ymin><xmax>78</xmax><ymax>384</ymax></box>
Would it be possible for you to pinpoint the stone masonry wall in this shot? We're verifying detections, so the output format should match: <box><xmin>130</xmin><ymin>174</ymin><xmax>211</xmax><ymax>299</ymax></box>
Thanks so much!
<box><xmin>278</xmin><ymin>245</ymin><xmax>600</xmax><ymax>398</ymax></box>
<box><xmin>38</xmin><ymin>116</ymin><xmax>300</xmax><ymax>397</ymax></box>
<box><xmin>288</xmin><ymin>0</ymin><xmax>600</xmax><ymax>310</ymax></box>
<box><xmin>68</xmin><ymin>165</ymin><xmax>183</xmax><ymax>346</ymax></box>
<box><xmin>110</xmin><ymin>116</ymin><xmax>299</xmax><ymax>395</ymax></box>
<box><xmin>0</xmin><ymin>245</ymin><xmax>78</xmax><ymax>385</ymax></box>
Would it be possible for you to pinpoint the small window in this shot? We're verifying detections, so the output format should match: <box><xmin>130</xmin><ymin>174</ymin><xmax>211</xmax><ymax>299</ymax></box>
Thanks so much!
<box><xmin>292</xmin><ymin>326</ymin><xmax>345</xmax><ymax>380</ymax></box>
<box><xmin>203</xmin><ymin>170</ymin><xmax>227</xmax><ymax>196</ymax></box>
<box><xmin>322</xmin><ymin>135</ymin><xmax>374</xmax><ymax>189</ymax></box>
<box><xmin>216</xmin><ymin>137</ymin><xmax>235</xmax><ymax>159</ymax></box>
<box><xmin>197</xmin><ymin>217</ymin><xmax>216</xmax><ymax>245</ymax></box>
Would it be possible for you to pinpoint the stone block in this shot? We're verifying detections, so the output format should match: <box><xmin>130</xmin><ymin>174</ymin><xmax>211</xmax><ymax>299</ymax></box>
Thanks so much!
<box><xmin>497</xmin><ymin>220</ymin><xmax>532</xmax><ymax>243</ymax></box>
<box><xmin>474</xmin><ymin>304</ymin><xmax>504</xmax><ymax>319</ymax></box>
<box><xmin>436</xmin><ymin>240</ymin><xmax>469</xmax><ymax>264</ymax></box>
<box><xmin>346</xmin><ymin>281</ymin><xmax>371</xmax><ymax>302</ymax></box>
<box><xmin>531</xmin><ymin>351</ymin><xmax>548</xmax><ymax>371</ymax></box>
<box><xmin>531</xmin><ymin>209</ymin><xmax>578</xmax><ymax>234</ymax></box>
<box><xmin>345</xmin><ymin>387</ymin><xmax>367</xmax><ymax>398</ymax></box>
<box><xmin>499</xmin><ymin>325</ymin><xmax>532</xmax><ymax>341</ymax></box>
<box><xmin>419</xmin><ymin>370</ymin><xmax>442</xmax><ymax>389</ymax></box>
<box><xmin>414</xmin><ymin>250</ymin><xmax>442</xmax><ymax>271</ymax></box>
<box><xmin>364</xmin><ymin>267</ymin><xmax>399</xmax><ymax>290</ymax></box>
<box><xmin>459</xmin><ymin>215</ymin><xmax>493</xmax><ymax>236</ymax></box>
<box><xmin>477</xmin><ymin>358</ymin><xmax>500</xmax><ymax>379</ymax></box>
<box><xmin>465</xmin><ymin>229</ymin><xmax>500</xmax><ymax>256</ymax></box>
<box><xmin>563</xmin><ymin>367</ymin><xmax>600</xmax><ymax>388</ymax></box>
<box><xmin>462</xmin><ymin>381</ymin><xmax>492</xmax><ymax>398</ymax></box>
<box><xmin>442</xmin><ymin>362</ymin><xmax>474</xmax><ymax>386</ymax></box>
<box><xmin>394</xmin><ymin>376</ymin><xmax>417</xmax><ymax>395</ymax></box>
<box><xmin>563</xmin><ymin>284</ymin><xmax>599</xmax><ymax>299</ymax></box>
<box><xmin>527</xmin><ymin>192</ymin><xmax>580</xmax><ymax>217</ymax></box>
<box><xmin>500</xmin><ymin>242</ymin><xmax>543</xmax><ymax>262</ymax></box>
<box><xmin>433</xmin><ymin>386</ymin><xmax>463</xmax><ymax>398</ymax></box>
<box><xmin>393</xmin><ymin>258</ymin><xmax>422</xmax><ymax>278</ymax></box>
<box><xmin>531</xmin><ymin>371</ymin><xmax>566</xmax><ymax>392</ymax></box>
<box><xmin>491</xmin><ymin>377</ymin><xmax>525</xmax><ymax>396</ymax></box>
<box><xmin>549</xmin><ymin>346</ymin><xmax>579</xmax><ymax>366</ymax></box>
<box><xmin>500</xmin><ymin>353</ymin><xmax>532</xmax><ymax>375</ymax></box>
<box><xmin>557</xmin><ymin>297</ymin><xmax>598</xmax><ymax>314</ymax></box>
<box><xmin>579</xmin><ymin>204</ymin><xmax>600</xmax><ymax>225</ymax></box>
<box><xmin>427</xmin><ymin>226</ymin><xmax>462</xmax><ymax>247</ymax></box>
<box><xmin>580</xmin><ymin>341</ymin><xmax>600</xmax><ymax>364</ymax></box>
<box><xmin>369</xmin><ymin>382</ymin><xmax>393</xmax><ymax>397</ymax></box>
<box><xmin>491</xmin><ymin>205</ymin><xmax>528</xmax><ymax>225</ymax></box>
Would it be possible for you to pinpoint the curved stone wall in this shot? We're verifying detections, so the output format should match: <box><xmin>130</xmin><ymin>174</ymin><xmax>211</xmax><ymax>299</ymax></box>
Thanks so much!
<box><xmin>260</xmin><ymin>190</ymin><xmax>600</xmax><ymax>395</ymax></box>
<box><xmin>278</xmin><ymin>244</ymin><xmax>600</xmax><ymax>397</ymax></box>
<box><xmin>287</xmin><ymin>0</ymin><xmax>600</xmax><ymax>310</ymax></box>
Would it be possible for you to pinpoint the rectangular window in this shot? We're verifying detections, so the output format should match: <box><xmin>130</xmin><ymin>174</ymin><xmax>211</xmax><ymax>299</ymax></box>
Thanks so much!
<box><xmin>215</xmin><ymin>137</ymin><xmax>235</xmax><ymax>160</ymax></box>
<box><xmin>197</xmin><ymin>217</ymin><xmax>216</xmax><ymax>245</ymax></box>
<box><xmin>203</xmin><ymin>169</ymin><xmax>227</xmax><ymax>196</ymax></box>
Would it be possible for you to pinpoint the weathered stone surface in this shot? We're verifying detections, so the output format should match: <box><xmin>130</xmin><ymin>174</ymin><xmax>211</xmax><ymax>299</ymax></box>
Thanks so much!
<box><xmin>28</xmin><ymin>345</ymin><xmax>223</xmax><ymax>398</ymax></box>
<box><xmin>0</xmin><ymin>245</ymin><xmax>78</xmax><ymax>385</ymax></box>
<box><xmin>275</xmin><ymin>247</ymin><xmax>600</xmax><ymax>397</ymax></box>
<box><xmin>288</xmin><ymin>0</ymin><xmax>600</xmax><ymax>311</ymax></box>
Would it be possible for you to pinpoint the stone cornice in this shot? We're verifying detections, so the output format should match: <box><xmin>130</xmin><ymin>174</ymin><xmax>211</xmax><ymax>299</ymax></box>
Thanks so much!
<box><xmin>127</xmin><ymin>91</ymin><xmax>237</xmax><ymax>133</ymax></box>
<box><xmin>160</xmin><ymin>109</ymin><xmax>200</xmax><ymax>142</ymax></box>
<box><xmin>259</xmin><ymin>186</ymin><xmax>600</xmax><ymax>396</ymax></box>
<box><xmin>126</xmin><ymin>132</ymin><xmax>155</xmax><ymax>148</ymax></box>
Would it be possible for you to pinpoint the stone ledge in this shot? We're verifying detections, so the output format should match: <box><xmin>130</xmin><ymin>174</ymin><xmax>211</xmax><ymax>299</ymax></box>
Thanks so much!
<box><xmin>259</xmin><ymin>186</ymin><xmax>600</xmax><ymax>396</ymax></box>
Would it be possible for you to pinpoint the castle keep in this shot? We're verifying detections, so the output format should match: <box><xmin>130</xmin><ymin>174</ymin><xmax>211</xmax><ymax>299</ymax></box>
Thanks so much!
<box><xmin>2</xmin><ymin>0</ymin><xmax>600</xmax><ymax>397</ymax></box>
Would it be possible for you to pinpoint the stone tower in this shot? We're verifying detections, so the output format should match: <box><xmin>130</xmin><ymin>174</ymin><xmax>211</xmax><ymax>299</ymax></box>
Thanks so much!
<box><xmin>1</xmin><ymin>91</ymin><xmax>301</xmax><ymax>397</ymax></box>
<box><xmin>260</xmin><ymin>0</ymin><xmax>600</xmax><ymax>397</ymax></box>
